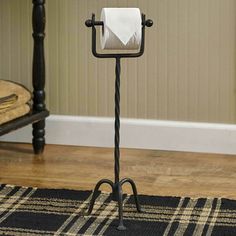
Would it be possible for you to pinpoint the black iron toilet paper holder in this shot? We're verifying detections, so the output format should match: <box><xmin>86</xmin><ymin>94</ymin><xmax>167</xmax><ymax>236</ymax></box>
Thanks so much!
<box><xmin>84</xmin><ymin>13</ymin><xmax>153</xmax><ymax>231</ymax></box>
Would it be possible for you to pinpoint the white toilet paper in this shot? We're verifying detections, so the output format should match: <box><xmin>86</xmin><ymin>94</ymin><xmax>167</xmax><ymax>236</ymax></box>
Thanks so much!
<box><xmin>100</xmin><ymin>8</ymin><xmax>142</xmax><ymax>50</ymax></box>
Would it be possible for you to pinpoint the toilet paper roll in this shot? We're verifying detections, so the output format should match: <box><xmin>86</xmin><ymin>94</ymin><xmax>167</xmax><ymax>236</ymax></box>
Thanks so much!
<box><xmin>100</xmin><ymin>8</ymin><xmax>142</xmax><ymax>50</ymax></box>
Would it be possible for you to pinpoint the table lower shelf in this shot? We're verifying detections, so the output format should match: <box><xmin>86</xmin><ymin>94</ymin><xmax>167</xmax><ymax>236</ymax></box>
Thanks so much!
<box><xmin>0</xmin><ymin>109</ymin><xmax>49</xmax><ymax>136</ymax></box>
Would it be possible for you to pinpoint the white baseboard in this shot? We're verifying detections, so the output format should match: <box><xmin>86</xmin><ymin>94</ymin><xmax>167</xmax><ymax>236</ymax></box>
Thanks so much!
<box><xmin>1</xmin><ymin>115</ymin><xmax>236</xmax><ymax>155</ymax></box>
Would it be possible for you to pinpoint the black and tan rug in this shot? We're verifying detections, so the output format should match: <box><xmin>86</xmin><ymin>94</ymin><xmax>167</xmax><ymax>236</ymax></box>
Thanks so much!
<box><xmin>0</xmin><ymin>184</ymin><xmax>235</xmax><ymax>235</ymax></box>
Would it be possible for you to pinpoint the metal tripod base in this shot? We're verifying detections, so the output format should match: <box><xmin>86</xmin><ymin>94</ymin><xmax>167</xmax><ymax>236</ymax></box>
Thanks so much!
<box><xmin>85</xmin><ymin>177</ymin><xmax>141</xmax><ymax>231</ymax></box>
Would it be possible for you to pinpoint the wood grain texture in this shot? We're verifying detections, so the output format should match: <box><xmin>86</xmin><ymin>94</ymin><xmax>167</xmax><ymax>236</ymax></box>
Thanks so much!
<box><xmin>0</xmin><ymin>0</ymin><xmax>236</xmax><ymax>123</ymax></box>
<box><xmin>0</xmin><ymin>142</ymin><xmax>236</xmax><ymax>199</ymax></box>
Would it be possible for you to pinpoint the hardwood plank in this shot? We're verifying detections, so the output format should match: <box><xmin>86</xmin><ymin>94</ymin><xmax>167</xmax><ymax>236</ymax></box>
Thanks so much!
<box><xmin>0</xmin><ymin>142</ymin><xmax>235</xmax><ymax>199</ymax></box>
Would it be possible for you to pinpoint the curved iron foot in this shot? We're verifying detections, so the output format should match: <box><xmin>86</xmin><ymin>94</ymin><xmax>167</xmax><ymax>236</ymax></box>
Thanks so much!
<box><xmin>85</xmin><ymin>177</ymin><xmax>141</xmax><ymax>230</ymax></box>
<box><xmin>85</xmin><ymin>179</ymin><xmax>113</xmax><ymax>215</ymax></box>
<box><xmin>120</xmin><ymin>178</ymin><xmax>142</xmax><ymax>212</ymax></box>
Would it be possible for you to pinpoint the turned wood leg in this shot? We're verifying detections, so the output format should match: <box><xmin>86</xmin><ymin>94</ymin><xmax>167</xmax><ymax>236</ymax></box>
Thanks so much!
<box><xmin>33</xmin><ymin>119</ymin><xmax>45</xmax><ymax>154</ymax></box>
<box><xmin>32</xmin><ymin>0</ymin><xmax>46</xmax><ymax>154</ymax></box>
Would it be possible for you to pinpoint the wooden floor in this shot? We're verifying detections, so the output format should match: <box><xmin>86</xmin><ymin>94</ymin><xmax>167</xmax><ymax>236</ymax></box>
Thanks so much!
<box><xmin>0</xmin><ymin>142</ymin><xmax>236</xmax><ymax>199</ymax></box>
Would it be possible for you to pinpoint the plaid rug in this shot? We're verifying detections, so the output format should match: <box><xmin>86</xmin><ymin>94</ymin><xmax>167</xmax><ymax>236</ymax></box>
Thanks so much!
<box><xmin>0</xmin><ymin>184</ymin><xmax>235</xmax><ymax>235</ymax></box>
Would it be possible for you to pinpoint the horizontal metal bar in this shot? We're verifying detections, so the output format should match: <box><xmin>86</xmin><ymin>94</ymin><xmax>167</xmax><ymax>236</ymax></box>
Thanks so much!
<box><xmin>93</xmin><ymin>21</ymin><xmax>104</xmax><ymax>26</ymax></box>
<box><xmin>85</xmin><ymin>13</ymin><xmax>153</xmax><ymax>28</ymax></box>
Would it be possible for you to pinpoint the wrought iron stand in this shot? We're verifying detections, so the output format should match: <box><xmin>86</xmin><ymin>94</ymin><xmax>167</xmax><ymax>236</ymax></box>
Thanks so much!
<box><xmin>85</xmin><ymin>13</ymin><xmax>153</xmax><ymax>231</ymax></box>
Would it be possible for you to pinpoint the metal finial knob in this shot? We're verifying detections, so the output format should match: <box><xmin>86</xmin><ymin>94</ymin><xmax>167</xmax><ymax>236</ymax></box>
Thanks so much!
<box><xmin>85</xmin><ymin>19</ymin><xmax>93</xmax><ymax>27</ymax></box>
<box><xmin>145</xmin><ymin>19</ymin><xmax>153</xmax><ymax>27</ymax></box>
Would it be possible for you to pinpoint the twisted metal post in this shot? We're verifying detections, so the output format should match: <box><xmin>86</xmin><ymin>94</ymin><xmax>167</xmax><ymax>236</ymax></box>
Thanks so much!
<box><xmin>84</xmin><ymin>56</ymin><xmax>141</xmax><ymax>231</ymax></box>
<box><xmin>114</xmin><ymin>57</ymin><xmax>121</xmax><ymax>185</ymax></box>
